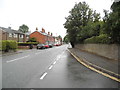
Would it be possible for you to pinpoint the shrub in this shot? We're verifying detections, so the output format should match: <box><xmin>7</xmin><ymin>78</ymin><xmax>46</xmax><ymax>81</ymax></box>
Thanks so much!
<box><xmin>28</xmin><ymin>37</ymin><xmax>37</xmax><ymax>42</ymax></box>
<box><xmin>84</xmin><ymin>34</ymin><xmax>111</xmax><ymax>44</ymax></box>
<box><xmin>0</xmin><ymin>40</ymin><xmax>17</xmax><ymax>51</ymax></box>
<box><xmin>18</xmin><ymin>42</ymin><xmax>39</xmax><ymax>46</ymax></box>
<box><xmin>7</xmin><ymin>40</ymin><xmax>18</xmax><ymax>50</ymax></box>
<box><xmin>0</xmin><ymin>40</ymin><xmax>6</xmax><ymax>51</ymax></box>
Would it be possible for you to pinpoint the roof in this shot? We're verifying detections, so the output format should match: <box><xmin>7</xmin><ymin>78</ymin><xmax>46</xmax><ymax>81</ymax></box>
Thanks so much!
<box><xmin>31</xmin><ymin>30</ymin><xmax>54</xmax><ymax>37</ymax></box>
<box><xmin>0</xmin><ymin>26</ymin><xmax>24</xmax><ymax>34</ymax></box>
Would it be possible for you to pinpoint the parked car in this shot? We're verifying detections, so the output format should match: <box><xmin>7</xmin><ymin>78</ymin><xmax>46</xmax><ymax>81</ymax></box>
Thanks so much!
<box><xmin>48</xmin><ymin>44</ymin><xmax>53</xmax><ymax>48</ymax></box>
<box><xmin>44</xmin><ymin>44</ymin><xmax>49</xmax><ymax>48</ymax></box>
<box><xmin>55</xmin><ymin>44</ymin><xmax>61</xmax><ymax>46</ymax></box>
<box><xmin>36</xmin><ymin>44</ymin><xmax>45</xmax><ymax>49</ymax></box>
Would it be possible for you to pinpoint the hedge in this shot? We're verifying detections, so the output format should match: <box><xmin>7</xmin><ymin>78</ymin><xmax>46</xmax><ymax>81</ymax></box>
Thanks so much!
<box><xmin>0</xmin><ymin>40</ymin><xmax>18</xmax><ymax>51</ymax></box>
<box><xmin>0</xmin><ymin>40</ymin><xmax>6</xmax><ymax>51</ymax></box>
<box><xmin>84</xmin><ymin>34</ymin><xmax>111</xmax><ymax>44</ymax></box>
<box><xmin>7</xmin><ymin>40</ymin><xmax>18</xmax><ymax>50</ymax></box>
<box><xmin>18</xmin><ymin>42</ymin><xmax>39</xmax><ymax>46</ymax></box>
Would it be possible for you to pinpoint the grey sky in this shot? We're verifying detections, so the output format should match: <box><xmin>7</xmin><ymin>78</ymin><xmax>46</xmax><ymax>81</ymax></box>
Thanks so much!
<box><xmin>0</xmin><ymin>0</ymin><xmax>114</xmax><ymax>38</ymax></box>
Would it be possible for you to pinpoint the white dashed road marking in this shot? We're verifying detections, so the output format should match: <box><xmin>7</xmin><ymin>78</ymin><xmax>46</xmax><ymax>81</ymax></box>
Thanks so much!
<box><xmin>53</xmin><ymin>61</ymin><xmax>56</xmax><ymax>65</ymax></box>
<box><xmin>49</xmin><ymin>65</ymin><xmax>53</xmax><ymax>70</ymax></box>
<box><xmin>6</xmin><ymin>55</ymin><xmax>30</xmax><ymax>63</ymax></box>
<box><xmin>39</xmin><ymin>51</ymin><xmax>65</xmax><ymax>80</ymax></box>
<box><xmin>40</xmin><ymin>72</ymin><xmax>48</xmax><ymax>80</ymax></box>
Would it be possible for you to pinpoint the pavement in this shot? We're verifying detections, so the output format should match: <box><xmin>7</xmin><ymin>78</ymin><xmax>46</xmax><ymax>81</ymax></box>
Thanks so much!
<box><xmin>68</xmin><ymin>47</ymin><xmax>120</xmax><ymax>82</ymax></box>
<box><xmin>0</xmin><ymin>49</ymin><xmax>32</xmax><ymax>57</ymax></box>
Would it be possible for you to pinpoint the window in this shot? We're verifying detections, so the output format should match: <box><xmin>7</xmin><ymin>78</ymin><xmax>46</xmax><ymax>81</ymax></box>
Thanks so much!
<box><xmin>9</xmin><ymin>33</ymin><xmax>12</xmax><ymax>37</ymax></box>
<box><xmin>19</xmin><ymin>34</ymin><xmax>23</xmax><ymax>38</ymax></box>
<box><xmin>14</xmin><ymin>34</ymin><xmax>17</xmax><ymax>38</ymax></box>
<box><xmin>26</xmin><ymin>35</ymin><xmax>29</xmax><ymax>38</ymax></box>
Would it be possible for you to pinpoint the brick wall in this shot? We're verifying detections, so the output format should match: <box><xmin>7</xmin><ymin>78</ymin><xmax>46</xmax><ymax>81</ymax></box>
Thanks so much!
<box><xmin>30</xmin><ymin>31</ymin><xmax>46</xmax><ymax>44</ymax></box>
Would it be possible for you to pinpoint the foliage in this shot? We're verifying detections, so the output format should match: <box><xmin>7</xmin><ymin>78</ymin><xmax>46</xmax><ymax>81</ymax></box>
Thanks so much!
<box><xmin>28</xmin><ymin>37</ymin><xmax>37</xmax><ymax>42</ymax></box>
<box><xmin>0</xmin><ymin>40</ymin><xmax>6</xmax><ymax>51</ymax></box>
<box><xmin>6</xmin><ymin>40</ymin><xmax>18</xmax><ymax>50</ymax></box>
<box><xmin>103</xmin><ymin>1</ymin><xmax>120</xmax><ymax>44</ymax></box>
<box><xmin>0</xmin><ymin>40</ymin><xmax>17</xmax><ymax>51</ymax></box>
<box><xmin>84</xmin><ymin>34</ymin><xmax>111</xmax><ymax>44</ymax></box>
<box><xmin>64</xmin><ymin>1</ymin><xmax>120</xmax><ymax>45</ymax></box>
<box><xmin>19</xmin><ymin>24</ymin><xmax>29</xmax><ymax>33</ymax></box>
<box><xmin>63</xmin><ymin>35</ymin><xmax>69</xmax><ymax>43</ymax></box>
<box><xmin>18</xmin><ymin>42</ymin><xmax>39</xmax><ymax>46</ymax></box>
<box><xmin>64</xmin><ymin>1</ymin><xmax>101</xmax><ymax>47</ymax></box>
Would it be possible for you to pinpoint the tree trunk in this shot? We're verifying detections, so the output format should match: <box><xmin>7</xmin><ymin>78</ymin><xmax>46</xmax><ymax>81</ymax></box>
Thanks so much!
<box><xmin>70</xmin><ymin>42</ymin><xmax>75</xmax><ymax>48</ymax></box>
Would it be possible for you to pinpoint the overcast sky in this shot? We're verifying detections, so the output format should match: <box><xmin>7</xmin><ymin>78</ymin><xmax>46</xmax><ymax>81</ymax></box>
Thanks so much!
<box><xmin>0</xmin><ymin>0</ymin><xmax>113</xmax><ymax>38</ymax></box>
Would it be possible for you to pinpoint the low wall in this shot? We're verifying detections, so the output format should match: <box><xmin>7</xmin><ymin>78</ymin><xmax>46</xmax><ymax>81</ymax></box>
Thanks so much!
<box><xmin>75</xmin><ymin>44</ymin><xmax>119</xmax><ymax>60</ymax></box>
<box><xmin>18</xmin><ymin>45</ymin><xmax>37</xmax><ymax>49</ymax></box>
<box><xmin>18</xmin><ymin>46</ymin><xmax>29</xmax><ymax>49</ymax></box>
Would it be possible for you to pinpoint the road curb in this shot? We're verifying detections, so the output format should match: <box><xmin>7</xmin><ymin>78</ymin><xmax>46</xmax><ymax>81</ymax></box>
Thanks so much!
<box><xmin>67</xmin><ymin>49</ymin><xmax>120</xmax><ymax>82</ymax></box>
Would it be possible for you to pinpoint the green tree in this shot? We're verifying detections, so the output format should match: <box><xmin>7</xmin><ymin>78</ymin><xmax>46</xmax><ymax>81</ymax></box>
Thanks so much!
<box><xmin>28</xmin><ymin>37</ymin><xmax>37</xmax><ymax>42</ymax></box>
<box><xmin>19</xmin><ymin>24</ymin><xmax>29</xmax><ymax>33</ymax></box>
<box><xmin>63</xmin><ymin>35</ymin><xmax>69</xmax><ymax>43</ymax></box>
<box><xmin>104</xmin><ymin>1</ymin><xmax>120</xmax><ymax>43</ymax></box>
<box><xmin>64</xmin><ymin>2</ymin><xmax>91</xmax><ymax>47</ymax></box>
<box><xmin>64</xmin><ymin>1</ymin><xmax>101</xmax><ymax>47</ymax></box>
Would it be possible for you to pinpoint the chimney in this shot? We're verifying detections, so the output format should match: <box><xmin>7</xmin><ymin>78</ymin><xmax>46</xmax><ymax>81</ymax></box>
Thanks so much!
<box><xmin>36</xmin><ymin>27</ymin><xmax>38</xmax><ymax>31</ymax></box>
<box><xmin>42</xmin><ymin>28</ymin><xmax>45</xmax><ymax>33</ymax></box>
<box><xmin>51</xmin><ymin>33</ymin><xmax>52</xmax><ymax>36</ymax></box>
<box><xmin>48</xmin><ymin>32</ymin><xmax>50</xmax><ymax>35</ymax></box>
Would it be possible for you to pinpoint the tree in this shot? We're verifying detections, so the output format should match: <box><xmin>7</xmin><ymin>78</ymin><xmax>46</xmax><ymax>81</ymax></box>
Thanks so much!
<box><xmin>104</xmin><ymin>1</ymin><xmax>120</xmax><ymax>43</ymax></box>
<box><xmin>28</xmin><ymin>37</ymin><xmax>37</xmax><ymax>42</ymax></box>
<box><xmin>64</xmin><ymin>1</ymin><xmax>101</xmax><ymax>47</ymax></box>
<box><xmin>63</xmin><ymin>35</ymin><xmax>69</xmax><ymax>43</ymax></box>
<box><xmin>19</xmin><ymin>24</ymin><xmax>29</xmax><ymax>33</ymax></box>
<box><xmin>64</xmin><ymin>2</ymin><xmax>90</xmax><ymax>47</ymax></box>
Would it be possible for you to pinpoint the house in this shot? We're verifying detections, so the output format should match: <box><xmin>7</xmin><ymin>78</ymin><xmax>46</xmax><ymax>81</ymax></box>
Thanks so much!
<box><xmin>54</xmin><ymin>36</ymin><xmax>62</xmax><ymax>45</ymax></box>
<box><xmin>30</xmin><ymin>28</ymin><xmax>55</xmax><ymax>44</ymax></box>
<box><xmin>0</xmin><ymin>26</ymin><xmax>28</xmax><ymax>42</ymax></box>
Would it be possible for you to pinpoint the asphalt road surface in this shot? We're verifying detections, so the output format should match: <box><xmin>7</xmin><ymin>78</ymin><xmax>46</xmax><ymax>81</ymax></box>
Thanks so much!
<box><xmin>2</xmin><ymin>44</ymin><xmax>119</xmax><ymax>88</ymax></box>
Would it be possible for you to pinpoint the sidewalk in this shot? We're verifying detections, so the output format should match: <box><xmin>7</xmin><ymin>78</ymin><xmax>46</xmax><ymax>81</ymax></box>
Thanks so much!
<box><xmin>68</xmin><ymin>48</ymin><xmax>120</xmax><ymax>80</ymax></box>
<box><xmin>0</xmin><ymin>49</ymin><xmax>30</xmax><ymax>57</ymax></box>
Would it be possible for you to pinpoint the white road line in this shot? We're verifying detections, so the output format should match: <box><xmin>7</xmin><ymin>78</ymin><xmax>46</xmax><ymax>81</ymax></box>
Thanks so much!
<box><xmin>49</xmin><ymin>65</ymin><xmax>53</xmax><ymax>70</ymax></box>
<box><xmin>40</xmin><ymin>72</ymin><xmax>47</xmax><ymax>80</ymax></box>
<box><xmin>6</xmin><ymin>55</ymin><xmax>30</xmax><ymax>63</ymax></box>
<box><xmin>53</xmin><ymin>61</ymin><xmax>56</xmax><ymax>64</ymax></box>
<box><xmin>35</xmin><ymin>52</ymin><xmax>41</xmax><ymax>55</ymax></box>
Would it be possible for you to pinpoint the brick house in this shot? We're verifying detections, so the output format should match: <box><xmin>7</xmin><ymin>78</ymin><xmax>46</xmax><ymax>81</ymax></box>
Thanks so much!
<box><xmin>30</xmin><ymin>28</ymin><xmax>55</xmax><ymax>44</ymax></box>
<box><xmin>0</xmin><ymin>27</ymin><xmax>28</xmax><ymax>42</ymax></box>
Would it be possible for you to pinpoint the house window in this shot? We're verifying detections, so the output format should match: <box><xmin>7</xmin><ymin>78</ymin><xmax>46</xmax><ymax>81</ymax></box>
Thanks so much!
<box><xmin>14</xmin><ymin>34</ymin><xmax>17</xmax><ymax>38</ymax></box>
<box><xmin>9</xmin><ymin>33</ymin><xmax>12</xmax><ymax>37</ymax></box>
<box><xmin>19</xmin><ymin>34</ymin><xmax>23</xmax><ymax>38</ymax></box>
<box><xmin>26</xmin><ymin>35</ymin><xmax>29</xmax><ymax>38</ymax></box>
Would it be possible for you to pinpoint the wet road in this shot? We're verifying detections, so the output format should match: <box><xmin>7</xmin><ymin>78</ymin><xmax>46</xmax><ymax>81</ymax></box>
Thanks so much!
<box><xmin>2</xmin><ymin>44</ymin><xmax>119</xmax><ymax>88</ymax></box>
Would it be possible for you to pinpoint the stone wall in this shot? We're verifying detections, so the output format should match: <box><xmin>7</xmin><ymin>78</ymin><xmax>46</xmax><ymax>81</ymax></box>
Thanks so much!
<box><xmin>75</xmin><ymin>44</ymin><xmax>119</xmax><ymax>60</ymax></box>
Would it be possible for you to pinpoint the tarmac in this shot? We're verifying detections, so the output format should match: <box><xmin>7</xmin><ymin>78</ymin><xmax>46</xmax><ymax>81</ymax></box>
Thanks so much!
<box><xmin>68</xmin><ymin>47</ymin><xmax>120</xmax><ymax>82</ymax></box>
<box><xmin>1</xmin><ymin>46</ymin><xmax>120</xmax><ymax>82</ymax></box>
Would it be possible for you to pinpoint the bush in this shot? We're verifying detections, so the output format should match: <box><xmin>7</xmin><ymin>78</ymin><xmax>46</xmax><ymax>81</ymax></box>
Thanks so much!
<box><xmin>18</xmin><ymin>42</ymin><xmax>39</xmax><ymax>46</ymax></box>
<box><xmin>28</xmin><ymin>37</ymin><xmax>37</xmax><ymax>42</ymax></box>
<box><xmin>6</xmin><ymin>40</ymin><xmax>18</xmax><ymax>50</ymax></box>
<box><xmin>0</xmin><ymin>40</ymin><xmax>6</xmax><ymax>51</ymax></box>
<box><xmin>0</xmin><ymin>40</ymin><xmax>17</xmax><ymax>51</ymax></box>
<box><xmin>84</xmin><ymin>34</ymin><xmax>111</xmax><ymax>44</ymax></box>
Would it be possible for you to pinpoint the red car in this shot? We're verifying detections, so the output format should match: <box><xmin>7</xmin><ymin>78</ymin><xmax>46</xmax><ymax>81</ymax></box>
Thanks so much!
<box><xmin>44</xmin><ymin>44</ymin><xmax>49</xmax><ymax>48</ymax></box>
